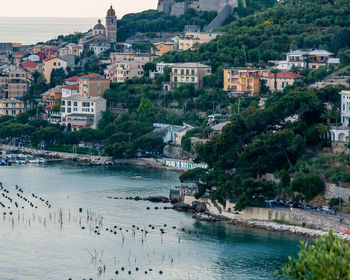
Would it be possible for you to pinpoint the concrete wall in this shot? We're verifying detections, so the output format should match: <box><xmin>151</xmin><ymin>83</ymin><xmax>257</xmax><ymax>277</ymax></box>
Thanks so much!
<box><xmin>183</xmin><ymin>194</ymin><xmax>350</xmax><ymax>232</ymax></box>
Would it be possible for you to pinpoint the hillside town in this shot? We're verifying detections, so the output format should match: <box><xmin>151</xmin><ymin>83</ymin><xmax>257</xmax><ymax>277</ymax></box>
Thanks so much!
<box><xmin>0</xmin><ymin>6</ymin><xmax>348</xmax><ymax>160</ymax></box>
<box><xmin>0</xmin><ymin>0</ymin><xmax>350</xmax><ymax>278</ymax></box>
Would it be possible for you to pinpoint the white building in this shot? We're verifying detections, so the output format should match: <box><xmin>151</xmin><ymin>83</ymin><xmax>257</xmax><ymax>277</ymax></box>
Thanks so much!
<box><xmin>89</xmin><ymin>43</ymin><xmax>110</xmax><ymax>56</ymax></box>
<box><xmin>62</xmin><ymin>84</ymin><xmax>79</xmax><ymax>98</ymax></box>
<box><xmin>61</xmin><ymin>95</ymin><xmax>106</xmax><ymax>131</ymax></box>
<box><xmin>329</xmin><ymin>90</ymin><xmax>350</xmax><ymax>143</ymax></box>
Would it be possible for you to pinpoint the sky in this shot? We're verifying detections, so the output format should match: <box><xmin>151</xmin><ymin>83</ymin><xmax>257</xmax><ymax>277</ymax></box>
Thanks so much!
<box><xmin>0</xmin><ymin>0</ymin><xmax>158</xmax><ymax>18</ymax></box>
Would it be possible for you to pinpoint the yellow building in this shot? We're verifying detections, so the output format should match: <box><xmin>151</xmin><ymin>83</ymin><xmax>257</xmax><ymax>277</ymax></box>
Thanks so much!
<box><xmin>151</xmin><ymin>42</ymin><xmax>175</xmax><ymax>56</ymax></box>
<box><xmin>43</xmin><ymin>57</ymin><xmax>68</xmax><ymax>84</ymax></box>
<box><xmin>0</xmin><ymin>99</ymin><xmax>25</xmax><ymax>116</ymax></box>
<box><xmin>79</xmin><ymin>73</ymin><xmax>110</xmax><ymax>97</ymax></box>
<box><xmin>178</xmin><ymin>32</ymin><xmax>223</xmax><ymax>50</ymax></box>
<box><xmin>223</xmin><ymin>68</ymin><xmax>268</xmax><ymax>96</ymax></box>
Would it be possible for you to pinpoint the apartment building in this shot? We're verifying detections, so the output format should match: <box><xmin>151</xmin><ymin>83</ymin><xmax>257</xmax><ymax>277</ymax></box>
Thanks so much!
<box><xmin>78</xmin><ymin>73</ymin><xmax>110</xmax><ymax>97</ymax></box>
<box><xmin>0</xmin><ymin>99</ymin><xmax>25</xmax><ymax>116</ymax></box>
<box><xmin>0</xmin><ymin>66</ymin><xmax>28</xmax><ymax>99</ymax></box>
<box><xmin>223</xmin><ymin>68</ymin><xmax>268</xmax><ymax>96</ymax></box>
<box><xmin>170</xmin><ymin>62</ymin><xmax>211</xmax><ymax>89</ymax></box>
<box><xmin>105</xmin><ymin>60</ymin><xmax>145</xmax><ymax>83</ymax></box>
<box><xmin>61</xmin><ymin>95</ymin><xmax>106</xmax><ymax>130</ymax></box>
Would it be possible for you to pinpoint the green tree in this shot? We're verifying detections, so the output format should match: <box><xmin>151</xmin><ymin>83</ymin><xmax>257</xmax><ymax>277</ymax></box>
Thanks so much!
<box><xmin>137</xmin><ymin>97</ymin><xmax>155</xmax><ymax>120</ymax></box>
<box><xmin>277</xmin><ymin>231</ymin><xmax>350</xmax><ymax>280</ymax></box>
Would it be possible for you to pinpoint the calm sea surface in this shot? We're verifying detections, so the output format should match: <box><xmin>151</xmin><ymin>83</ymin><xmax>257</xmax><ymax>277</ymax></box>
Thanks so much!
<box><xmin>0</xmin><ymin>163</ymin><xmax>304</xmax><ymax>280</ymax></box>
<box><xmin>0</xmin><ymin>17</ymin><xmax>98</xmax><ymax>45</ymax></box>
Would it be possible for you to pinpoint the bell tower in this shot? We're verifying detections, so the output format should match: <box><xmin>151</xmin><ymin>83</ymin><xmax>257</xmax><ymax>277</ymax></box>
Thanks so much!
<box><xmin>106</xmin><ymin>5</ymin><xmax>117</xmax><ymax>43</ymax></box>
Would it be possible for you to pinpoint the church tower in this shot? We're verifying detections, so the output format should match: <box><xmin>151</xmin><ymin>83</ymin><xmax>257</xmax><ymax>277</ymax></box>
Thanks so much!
<box><xmin>106</xmin><ymin>5</ymin><xmax>117</xmax><ymax>43</ymax></box>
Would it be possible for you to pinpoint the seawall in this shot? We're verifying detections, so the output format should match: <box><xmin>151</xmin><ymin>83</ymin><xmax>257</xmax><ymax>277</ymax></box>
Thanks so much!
<box><xmin>182</xmin><ymin>195</ymin><xmax>350</xmax><ymax>239</ymax></box>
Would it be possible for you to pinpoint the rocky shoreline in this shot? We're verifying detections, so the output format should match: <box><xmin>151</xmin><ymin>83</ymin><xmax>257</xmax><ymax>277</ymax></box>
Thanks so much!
<box><xmin>0</xmin><ymin>145</ymin><xmax>184</xmax><ymax>170</ymax></box>
<box><xmin>171</xmin><ymin>200</ymin><xmax>350</xmax><ymax>240</ymax></box>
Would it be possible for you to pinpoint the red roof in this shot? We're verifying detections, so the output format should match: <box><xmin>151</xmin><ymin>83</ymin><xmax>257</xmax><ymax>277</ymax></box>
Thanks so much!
<box><xmin>14</xmin><ymin>52</ymin><xmax>27</xmax><ymax>57</ymax></box>
<box><xmin>43</xmin><ymin>56</ymin><xmax>59</xmax><ymax>62</ymax></box>
<box><xmin>62</xmin><ymin>84</ymin><xmax>79</xmax><ymax>90</ymax></box>
<box><xmin>22</xmin><ymin>61</ymin><xmax>39</xmax><ymax>68</ymax></box>
<box><xmin>80</xmin><ymin>73</ymin><xmax>105</xmax><ymax>79</ymax></box>
<box><xmin>65</xmin><ymin>75</ymin><xmax>80</xmax><ymax>82</ymax></box>
<box><xmin>267</xmin><ymin>71</ymin><xmax>303</xmax><ymax>79</ymax></box>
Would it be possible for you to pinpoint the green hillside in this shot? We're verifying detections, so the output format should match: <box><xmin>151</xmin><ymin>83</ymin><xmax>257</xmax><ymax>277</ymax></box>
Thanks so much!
<box><xmin>160</xmin><ymin>0</ymin><xmax>350</xmax><ymax>68</ymax></box>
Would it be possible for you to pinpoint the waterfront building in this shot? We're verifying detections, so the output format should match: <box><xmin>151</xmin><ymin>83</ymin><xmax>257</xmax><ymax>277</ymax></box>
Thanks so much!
<box><xmin>170</xmin><ymin>62</ymin><xmax>211</xmax><ymax>89</ymax></box>
<box><xmin>0</xmin><ymin>66</ymin><xmax>27</xmax><ymax>99</ymax></box>
<box><xmin>0</xmin><ymin>99</ymin><xmax>24</xmax><ymax>116</ymax></box>
<box><xmin>43</xmin><ymin>57</ymin><xmax>67</xmax><ymax>84</ymax></box>
<box><xmin>105</xmin><ymin>60</ymin><xmax>145</xmax><ymax>83</ymax></box>
<box><xmin>60</xmin><ymin>95</ymin><xmax>106</xmax><ymax>130</ymax></box>
<box><xmin>152</xmin><ymin>123</ymin><xmax>193</xmax><ymax>145</ymax></box>
<box><xmin>78</xmin><ymin>73</ymin><xmax>110</xmax><ymax>97</ymax></box>
<box><xmin>223</xmin><ymin>68</ymin><xmax>268</xmax><ymax>96</ymax></box>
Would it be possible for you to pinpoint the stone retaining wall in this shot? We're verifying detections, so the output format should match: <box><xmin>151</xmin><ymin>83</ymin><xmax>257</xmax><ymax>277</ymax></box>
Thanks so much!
<box><xmin>183</xmin><ymin>195</ymin><xmax>350</xmax><ymax>233</ymax></box>
<box><xmin>325</xmin><ymin>183</ymin><xmax>350</xmax><ymax>203</ymax></box>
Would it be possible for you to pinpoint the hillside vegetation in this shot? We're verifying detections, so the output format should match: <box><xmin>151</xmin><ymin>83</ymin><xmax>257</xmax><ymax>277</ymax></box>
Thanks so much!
<box><xmin>160</xmin><ymin>0</ymin><xmax>350</xmax><ymax>68</ymax></box>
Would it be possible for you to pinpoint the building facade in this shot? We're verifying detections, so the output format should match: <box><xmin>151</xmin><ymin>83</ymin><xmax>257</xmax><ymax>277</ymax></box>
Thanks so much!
<box><xmin>78</xmin><ymin>73</ymin><xmax>110</xmax><ymax>97</ymax></box>
<box><xmin>0</xmin><ymin>66</ymin><xmax>28</xmax><ymax>99</ymax></box>
<box><xmin>105</xmin><ymin>60</ymin><xmax>145</xmax><ymax>83</ymax></box>
<box><xmin>223</xmin><ymin>68</ymin><xmax>267</xmax><ymax>96</ymax></box>
<box><xmin>43</xmin><ymin>57</ymin><xmax>67</xmax><ymax>84</ymax></box>
<box><xmin>170</xmin><ymin>62</ymin><xmax>211</xmax><ymax>89</ymax></box>
<box><xmin>151</xmin><ymin>42</ymin><xmax>175</xmax><ymax>56</ymax></box>
<box><xmin>264</xmin><ymin>71</ymin><xmax>303</xmax><ymax>91</ymax></box>
<box><xmin>110</xmin><ymin>52</ymin><xmax>155</xmax><ymax>64</ymax></box>
<box><xmin>0</xmin><ymin>99</ymin><xmax>24</xmax><ymax>116</ymax></box>
<box><xmin>106</xmin><ymin>5</ymin><xmax>117</xmax><ymax>43</ymax></box>
<box><xmin>61</xmin><ymin>95</ymin><xmax>106</xmax><ymax>130</ymax></box>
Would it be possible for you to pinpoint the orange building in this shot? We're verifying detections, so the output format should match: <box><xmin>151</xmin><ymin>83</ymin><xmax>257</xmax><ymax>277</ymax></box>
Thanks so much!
<box><xmin>223</xmin><ymin>68</ymin><xmax>268</xmax><ymax>96</ymax></box>
<box><xmin>42</xmin><ymin>86</ymin><xmax>62</xmax><ymax>106</ymax></box>
<box><xmin>151</xmin><ymin>42</ymin><xmax>175</xmax><ymax>56</ymax></box>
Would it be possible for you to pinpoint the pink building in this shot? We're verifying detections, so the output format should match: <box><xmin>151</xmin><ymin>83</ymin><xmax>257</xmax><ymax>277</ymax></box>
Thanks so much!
<box><xmin>105</xmin><ymin>60</ymin><xmax>145</xmax><ymax>83</ymax></box>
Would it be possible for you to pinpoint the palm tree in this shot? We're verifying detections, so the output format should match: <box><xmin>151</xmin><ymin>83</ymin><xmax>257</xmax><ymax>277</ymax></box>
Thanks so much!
<box><xmin>270</xmin><ymin>68</ymin><xmax>280</xmax><ymax>91</ymax></box>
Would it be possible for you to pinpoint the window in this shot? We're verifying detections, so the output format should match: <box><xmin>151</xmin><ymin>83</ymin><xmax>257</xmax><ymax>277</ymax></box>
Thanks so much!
<box><xmin>191</xmin><ymin>77</ymin><xmax>195</xmax><ymax>82</ymax></box>
<box><xmin>174</xmin><ymin>69</ymin><xmax>178</xmax><ymax>74</ymax></box>
<box><xmin>186</xmin><ymin>69</ymin><xmax>189</xmax><ymax>75</ymax></box>
<box><xmin>98</xmin><ymin>81</ymin><xmax>101</xmax><ymax>85</ymax></box>
<box><xmin>61</xmin><ymin>108</ymin><xmax>65</xmax><ymax>112</ymax></box>
<box><xmin>181</xmin><ymin>69</ymin><xmax>184</xmax><ymax>75</ymax></box>
<box><xmin>191</xmin><ymin>70</ymin><xmax>195</xmax><ymax>75</ymax></box>
<box><xmin>82</xmin><ymin>102</ymin><xmax>90</xmax><ymax>107</ymax></box>
<box><xmin>53</xmin><ymin>62</ymin><xmax>56</xmax><ymax>66</ymax></box>
<box><xmin>67</xmin><ymin>101</ymin><xmax>71</xmax><ymax>106</ymax></box>
<box><xmin>74</xmin><ymin>108</ymin><xmax>77</xmax><ymax>112</ymax></box>
<box><xmin>73</xmin><ymin>102</ymin><xmax>77</xmax><ymax>106</ymax></box>
<box><xmin>67</xmin><ymin>108</ymin><xmax>71</xmax><ymax>113</ymax></box>
<box><xmin>174</xmin><ymin>77</ymin><xmax>177</xmax><ymax>82</ymax></box>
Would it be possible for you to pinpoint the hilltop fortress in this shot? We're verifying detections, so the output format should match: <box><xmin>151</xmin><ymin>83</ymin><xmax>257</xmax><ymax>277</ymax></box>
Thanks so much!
<box><xmin>157</xmin><ymin>0</ymin><xmax>243</xmax><ymax>17</ymax></box>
